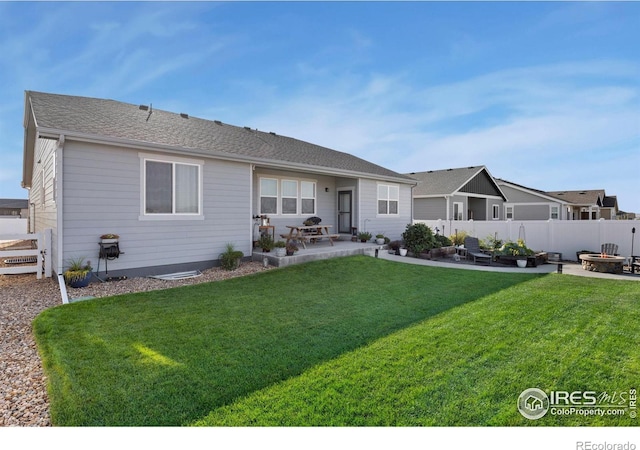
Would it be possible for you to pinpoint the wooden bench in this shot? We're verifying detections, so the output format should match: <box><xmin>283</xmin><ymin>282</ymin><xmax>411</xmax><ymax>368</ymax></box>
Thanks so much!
<box><xmin>298</xmin><ymin>234</ymin><xmax>341</xmax><ymax>245</ymax></box>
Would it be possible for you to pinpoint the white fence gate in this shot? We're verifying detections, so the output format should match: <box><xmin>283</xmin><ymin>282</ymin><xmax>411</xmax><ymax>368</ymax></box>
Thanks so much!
<box><xmin>0</xmin><ymin>229</ymin><xmax>52</xmax><ymax>279</ymax></box>
<box><xmin>416</xmin><ymin>219</ymin><xmax>638</xmax><ymax>261</ymax></box>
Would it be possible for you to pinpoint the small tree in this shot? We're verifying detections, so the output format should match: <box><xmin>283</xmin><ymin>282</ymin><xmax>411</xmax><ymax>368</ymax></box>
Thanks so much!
<box><xmin>401</xmin><ymin>223</ymin><xmax>436</xmax><ymax>257</ymax></box>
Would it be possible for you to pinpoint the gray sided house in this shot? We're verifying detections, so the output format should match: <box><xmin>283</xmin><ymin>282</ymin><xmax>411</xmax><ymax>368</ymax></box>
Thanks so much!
<box><xmin>409</xmin><ymin>166</ymin><xmax>507</xmax><ymax>222</ymax></box>
<box><xmin>22</xmin><ymin>91</ymin><xmax>415</xmax><ymax>277</ymax></box>
<box><xmin>496</xmin><ymin>179</ymin><xmax>570</xmax><ymax>220</ymax></box>
<box><xmin>546</xmin><ymin>189</ymin><xmax>619</xmax><ymax>220</ymax></box>
<box><xmin>0</xmin><ymin>198</ymin><xmax>28</xmax><ymax>217</ymax></box>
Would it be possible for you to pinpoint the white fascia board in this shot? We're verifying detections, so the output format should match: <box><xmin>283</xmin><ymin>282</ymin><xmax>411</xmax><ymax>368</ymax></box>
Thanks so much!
<box><xmin>451</xmin><ymin>192</ymin><xmax>505</xmax><ymax>200</ymax></box>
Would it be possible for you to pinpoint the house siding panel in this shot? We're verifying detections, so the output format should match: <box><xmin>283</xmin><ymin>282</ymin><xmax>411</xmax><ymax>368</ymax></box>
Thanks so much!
<box><xmin>514</xmin><ymin>204</ymin><xmax>551</xmax><ymax>220</ymax></box>
<box><xmin>460</xmin><ymin>171</ymin><xmax>501</xmax><ymax>196</ymax></box>
<box><xmin>358</xmin><ymin>178</ymin><xmax>411</xmax><ymax>241</ymax></box>
<box><xmin>414</xmin><ymin>198</ymin><xmax>446</xmax><ymax>220</ymax></box>
<box><xmin>62</xmin><ymin>141</ymin><xmax>251</xmax><ymax>274</ymax></box>
<box><xmin>252</xmin><ymin>168</ymin><xmax>336</xmax><ymax>240</ymax></box>
<box><xmin>30</xmin><ymin>138</ymin><xmax>59</xmax><ymax>272</ymax></box>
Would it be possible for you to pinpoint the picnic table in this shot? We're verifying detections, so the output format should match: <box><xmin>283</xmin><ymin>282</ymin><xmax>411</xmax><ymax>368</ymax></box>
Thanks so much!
<box><xmin>283</xmin><ymin>225</ymin><xmax>339</xmax><ymax>249</ymax></box>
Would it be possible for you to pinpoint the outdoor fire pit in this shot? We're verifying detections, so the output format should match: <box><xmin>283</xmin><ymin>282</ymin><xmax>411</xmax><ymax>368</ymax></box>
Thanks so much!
<box><xmin>579</xmin><ymin>254</ymin><xmax>625</xmax><ymax>274</ymax></box>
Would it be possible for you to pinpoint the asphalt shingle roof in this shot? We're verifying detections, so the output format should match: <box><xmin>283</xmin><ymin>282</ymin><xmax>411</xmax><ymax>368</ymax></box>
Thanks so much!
<box><xmin>0</xmin><ymin>198</ymin><xmax>28</xmax><ymax>209</ymax></box>
<box><xmin>27</xmin><ymin>91</ymin><xmax>413</xmax><ymax>182</ymax></box>
<box><xmin>408</xmin><ymin>166</ymin><xmax>485</xmax><ymax>196</ymax></box>
<box><xmin>546</xmin><ymin>189</ymin><xmax>605</xmax><ymax>206</ymax></box>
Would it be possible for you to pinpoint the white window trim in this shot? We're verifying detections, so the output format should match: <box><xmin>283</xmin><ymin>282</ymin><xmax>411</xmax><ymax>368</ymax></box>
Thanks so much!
<box><xmin>258</xmin><ymin>175</ymin><xmax>317</xmax><ymax>217</ymax></box>
<box><xmin>506</xmin><ymin>205</ymin><xmax>514</xmax><ymax>220</ymax></box>
<box><xmin>259</xmin><ymin>177</ymin><xmax>279</xmax><ymax>215</ymax></box>
<box><xmin>492</xmin><ymin>204</ymin><xmax>500</xmax><ymax>220</ymax></box>
<box><xmin>377</xmin><ymin>183</ymin><xmax>400</xmax><ymax>216</ymax></box>
<box><xmin>139</xmin><ymin>153</ymin><xmax>204</xmax><ymax>221</ymax></box>
<box><xmin>300</xmin><ymin>180</ymin><xmax>316</xmax><ymax>215</ymax></box>
<box><xmin>550</xmin><ymin>205</ymin><xmax>560</xmax><ymax>220</ymax></box>
<box><xmin>453</xmin><ymin>202</ymin><xmax>464</xmax><ymax>221</ymax></box>
<box><xmin>281</xmin><ymin>179</ymin><xmax>299</xmax><ymax>216</ymax></box>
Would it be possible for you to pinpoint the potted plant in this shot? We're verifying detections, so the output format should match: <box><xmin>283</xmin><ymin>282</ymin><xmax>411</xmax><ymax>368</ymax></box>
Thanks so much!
<box><xmin>498</xmin><ymin>239</ymin><xmax>534</xmax><ymax>267</ymax></box>
<box><xmin>220</xmin><ymin>243</ymin><xmax>244</xmax><ymax>271</ymax></box>
<box><xmin>375</xmin><ymin>233</ymin><xmax>386</xmax><ymax>245</ymax></box>
<box><xmin>286</xmin><ymin>242</ymin><xmax>299</xmax><ymax>256</ymax></box>
<box><xmin>100</xmin><ymin>233</ymin><xmax>119</xmax><ymax>244</ymax></box>
<box><xmin>358</xmin><ymin>231</ymin><xmax>372</xmax><ymax>243</ymax></box>
<box><xmin>63</xmin><ymin>257</ymin><xmax>93</xmax><ymax>288</ymax></box>
<box><xmin>389</xmin><ymin>240</ymin><xmax>402</xmax><ymax>255</ymax></box>
<box><xmin>257</xmin><ymin>234</ymin><xmax>275</xmax><ymax>252</ymax></box>
<box><xmin>274</xmin><ymin>240</ymin><xmax>287</xmax><ymax>257</ymax></box>
<box><xmin>399</xmin><ymin>247</ymin><xmax>408</xmax><ymax>257</ymax></box>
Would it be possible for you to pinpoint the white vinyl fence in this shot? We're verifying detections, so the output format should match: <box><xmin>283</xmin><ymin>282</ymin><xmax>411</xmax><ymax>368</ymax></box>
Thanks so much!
<box><xmin>0</xmin><ymin>229</ymin><xmax>52</xmax><ymax>279</ymax></box>
<box><xmin>0</xmin><ymin>218</ymin><xmax>28</xmax><ymax>243</ymax></box>
<box><xmin>416</xmin><ymin>219</ymin><xmax>639</xmax><ymax>261</ymax></box>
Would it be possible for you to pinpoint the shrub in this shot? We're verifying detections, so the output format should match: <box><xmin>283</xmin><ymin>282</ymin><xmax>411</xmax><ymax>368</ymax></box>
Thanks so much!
<box><xmin>358</xmin><ymin>232</ymin><xmax>372</xmax><ymax>242</ymax></box>
<box><xmin>401</xmin><ymin>223</ymin><xmax>436</xmax><ymax>257</ymax></box>
<box><xmin>497</xmin><ymin>239</ymin><xmax>534</xmax><ymax>257</ymax></box>
<box><xmin>257</xmin><ymin>234</ymin><xmax>275</xmax><ymax>251</ymax></box>
<box><xmin>434</xmin><ymin>234</ymin><xmax>452</xmax><ymax>247</ymax></box>
<box><xmin>449</xmin><ymin>230</ymin><xmax>468</xmax><ymax>246</ymax></box>
<box><xmin>220</xmin><ymin>243</ymin><xmax>244</xmax><ymax>271</ymax></box>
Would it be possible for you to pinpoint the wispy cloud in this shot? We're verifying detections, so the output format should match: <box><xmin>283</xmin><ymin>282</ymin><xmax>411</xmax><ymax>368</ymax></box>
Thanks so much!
<box><xmin>239</xmin><ymin>55</ymin><xmax>638</xmax><ymax>210</ymax></box>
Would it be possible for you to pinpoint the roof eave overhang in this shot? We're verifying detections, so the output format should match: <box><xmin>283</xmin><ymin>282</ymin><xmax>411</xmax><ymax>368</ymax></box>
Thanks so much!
<box><xmin>35</xmin><ymin>128</ymin><xmax>416</xmax><ymax>185</ymax></box>
<box><xmin>21</xmin><ymin>94</ymin><xmax>37</xmax><ymax>189</ymax></box>
<box><xmin>499</xmin><ymin>181</ymin><xmax>570</xmax><ymax>204</ymax></box>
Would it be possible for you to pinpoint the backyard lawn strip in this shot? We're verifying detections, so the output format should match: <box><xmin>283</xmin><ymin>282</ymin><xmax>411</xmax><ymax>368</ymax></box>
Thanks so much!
<box><xmin>33</xmin><ymin>256</ymin><xmax>639</xmax><ymax>426</ymax></box>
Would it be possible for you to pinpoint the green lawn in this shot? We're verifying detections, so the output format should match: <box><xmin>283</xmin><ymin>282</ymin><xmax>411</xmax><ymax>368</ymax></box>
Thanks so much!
<box><xmin>33</xmin><ymin>256</ymin><xmax>640</xmax><ymax>426</ymax></box>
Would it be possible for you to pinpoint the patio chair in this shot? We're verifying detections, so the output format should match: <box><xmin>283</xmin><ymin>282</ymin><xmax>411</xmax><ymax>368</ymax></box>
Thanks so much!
<box><xmin>464</xmin><ymin>236</ymin><xmax>492</xmax><ymax>265</ymax></box>
<box><xmin>601</xmin><ymin>243</ymin><xmax>619</xmax><ymax>256</ymax></box>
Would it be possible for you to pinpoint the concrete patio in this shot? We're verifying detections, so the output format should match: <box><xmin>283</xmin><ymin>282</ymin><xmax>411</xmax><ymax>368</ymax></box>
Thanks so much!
<box><xmin>252</xmin><ymin>238</ymin><xmax>381</xmax><ymax>267</ymax></box>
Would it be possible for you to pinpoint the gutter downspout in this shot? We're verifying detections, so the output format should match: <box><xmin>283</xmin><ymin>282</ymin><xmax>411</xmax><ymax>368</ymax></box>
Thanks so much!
<box><xmin>249</xmin><ymin>164</ymin><xmax>254</xmax><ymax>258</ymax></box>
<box><xmin>56</xmin><ymin>135</ymin><xmax>64</xmax><ymax>276</ymax></box>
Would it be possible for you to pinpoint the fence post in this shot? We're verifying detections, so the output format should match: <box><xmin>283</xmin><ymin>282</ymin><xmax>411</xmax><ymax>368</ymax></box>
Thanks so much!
<box><xmin>35</xmin><ymin>232</ymin><xmax>43</xmax><ymax>279</ymax></box>
<box><xmin>44</xmin><ymin>228</ymin><xmax>52</xmax><ymax>278</ymax></box>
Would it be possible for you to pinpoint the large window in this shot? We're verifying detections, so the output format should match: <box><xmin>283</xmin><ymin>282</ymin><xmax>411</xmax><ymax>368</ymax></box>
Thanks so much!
<box><xmin>259</xmin><ymin>176</ymin><xmax>316</xmax><ymax>216</ymax></box>
<box><xmin>301</xmin><ymin>181</ymin><xmax>316</xmax><ymax>215</ymax></box>
<box><xmin>281</xmin><ymin>180</ymin><xmax>298</xmax><ymax>215</ymax></box>
<box><xmin>260</xmin><ymin>178</ymin><xmax>278</xmax><ymax>214</ymax></box>
<box><xmin>378</xmin><ymin>184</ymin><xmax>399</xmax><ymax>215</ymax></box>
<box><xmin>142</xmin><ymin>155</ymin><xmax>202</xmax><ymax>217</ymax></box>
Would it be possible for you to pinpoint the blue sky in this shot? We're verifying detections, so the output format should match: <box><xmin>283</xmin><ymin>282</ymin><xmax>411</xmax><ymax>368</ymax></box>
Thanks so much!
<box><xmin>1</xmin><ymin>1</ymin><xmax>638</xmax><ymax>213</ymax></box>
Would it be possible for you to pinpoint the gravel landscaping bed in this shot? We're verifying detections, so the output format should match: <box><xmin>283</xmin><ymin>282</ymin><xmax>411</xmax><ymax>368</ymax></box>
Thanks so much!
<box><xmin>0</xmin><ymin>261</ymin><xmax>272</xmax><ymax>426</ymax></box>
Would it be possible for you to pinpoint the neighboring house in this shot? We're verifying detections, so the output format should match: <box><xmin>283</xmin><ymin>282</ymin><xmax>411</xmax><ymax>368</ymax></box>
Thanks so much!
<box><xmin>409</xmin><ymin>166</ymin><xmax>507</xmax><ymax>222</ymax></box>
<box><xmin>617</xmin><ymin>210</ymin><xmax>636</xmax><ymax>220</ymax></box>
<box><xmin>0</xmin><ymin>198</ymin><xmax>28</xmax><ymax>217</ymax></box>
<box><xmin>546</xmin><ymin>190</ymin><xmax>619</xmax><ymax>220</ymax></box>
<box><xmin>496</xmin><ymin>179</ymin><xmax>570</xmax><ymax>221</ymax></box>
<box><xmin>21</xmin><ymin>91</ymin><xmax>415</xmax><ymax>277</ymax></box>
